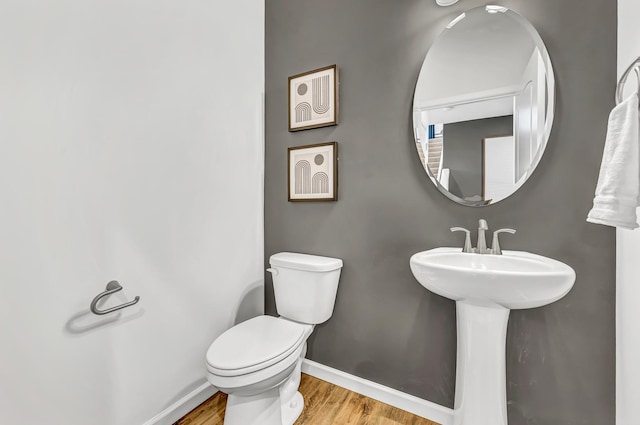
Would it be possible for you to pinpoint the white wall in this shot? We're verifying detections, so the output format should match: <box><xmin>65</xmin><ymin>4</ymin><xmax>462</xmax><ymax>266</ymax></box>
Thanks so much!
<box><xmin>617</xmin><ymin>0</ymin><xmax>640</xmax><ymax>423</ymax></box>
<box><xmin>515</xmin><ymin>50</ymin><xmax>544</xmax><ymax>181</ymax></box>
<box><xmin>0</xmin><ymin>1</ymin><xmax>264</xmax><ymax>424</ymax></box>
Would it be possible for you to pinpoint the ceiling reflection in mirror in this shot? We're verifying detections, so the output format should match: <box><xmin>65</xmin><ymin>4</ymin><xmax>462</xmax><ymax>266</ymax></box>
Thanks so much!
<box><xmin>413</xmin><ymin>5</ymin><xmax>554</xmax><ymax>206</ymax></box>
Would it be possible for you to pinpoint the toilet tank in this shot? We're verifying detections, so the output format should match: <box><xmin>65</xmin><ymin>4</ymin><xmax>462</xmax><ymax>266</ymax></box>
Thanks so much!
<box><xmin>269</xmin><ymin>252</ymin><xmax>343</xmax><ymax>324</ymax></box>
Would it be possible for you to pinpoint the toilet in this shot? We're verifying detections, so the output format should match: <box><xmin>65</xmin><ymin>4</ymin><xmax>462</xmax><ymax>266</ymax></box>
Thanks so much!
<box><xmin>205</xmin><ymin>252</ymin><xmax>343</xmax><ymax>425</ymax></box>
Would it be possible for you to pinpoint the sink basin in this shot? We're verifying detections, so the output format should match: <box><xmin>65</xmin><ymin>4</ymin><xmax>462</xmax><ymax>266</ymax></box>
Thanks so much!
<box><xmin>410</xmin><ymin>247</ymin><xmax>575</xmax><ymax>425</ymax></box>
<box><xmin>410</xmin><ymin>247</ymin><xmax>575</xmax><ymax>309</ymax></box>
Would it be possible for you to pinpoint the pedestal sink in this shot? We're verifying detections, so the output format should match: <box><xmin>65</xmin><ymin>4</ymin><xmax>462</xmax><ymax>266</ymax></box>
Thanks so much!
<box><xmin>410</xmin><ymin>247</ymin><xmax>575</xmax><ymax>425</ymax></box>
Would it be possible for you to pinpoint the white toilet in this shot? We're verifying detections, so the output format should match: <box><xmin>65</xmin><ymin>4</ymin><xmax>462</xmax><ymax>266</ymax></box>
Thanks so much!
<box><xmin>205</xmin><ymin>252</ymin><xmax>343</xmax><ymax>425</ymax></box>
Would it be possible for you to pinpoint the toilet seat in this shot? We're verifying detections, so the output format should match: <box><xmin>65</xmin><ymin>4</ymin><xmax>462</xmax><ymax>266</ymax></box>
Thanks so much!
<box><xmin>206</xmin><ymin>316</ymin><xmax>311</xmax><ymax>377</ymax></box>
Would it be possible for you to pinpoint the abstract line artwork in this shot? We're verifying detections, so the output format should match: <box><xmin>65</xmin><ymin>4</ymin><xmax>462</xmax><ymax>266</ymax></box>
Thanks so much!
<box><xmin>312</xmin><ymin>75</ymin><xmax>330</xmax><ymax>114</ymax></box>
<box><xmin>312</xmin><ymin>172</ymin><xmax>329</xmax><ymax>193</ymax></box>
<box><xmin>295</xmin><ymin>102</ymin><xmax>312</xmax><ymax>123</ymax></box>
<box><xmin>295</xmin><ymin>160</ymin><xmax>311</xmax><ymax>194</ymax></box>
<box><xmin>289</xmin><ymin>65</ymin><xmax>338</xmax><ymax>131</ymax></box>
<box><xmin>288</xmin><ymin>142</ymin><xmax>338</xmax><ymax>201</ymax></box>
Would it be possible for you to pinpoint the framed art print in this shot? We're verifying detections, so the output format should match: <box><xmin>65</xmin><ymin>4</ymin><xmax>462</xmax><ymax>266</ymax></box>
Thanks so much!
<box><xmin>288</xmin><ymin>142</ymin><xmax>338</xmax><ymax>201</ymax></box>
<box><xmin>288</xmin><ymin>65</ymin><xmax>338</xmax><ymax>131</ymax></box>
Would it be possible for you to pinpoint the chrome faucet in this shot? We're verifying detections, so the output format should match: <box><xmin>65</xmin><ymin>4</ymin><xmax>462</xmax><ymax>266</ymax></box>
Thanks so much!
<box><xmin>476</xmin><ymin>219</ymin><xmax>489</xmax><ymax>254</ymax></box>
<box><xmin>450</xmin><ymin>219</ymin><xmax>516</xmax><ymax>255</ymax></box>
<box><xmin>491</xmin><ymin>228</ymin><xmax>516</xmax><ymax>255</ymax></box>
<box><xmin>450</xmin><ymin>227</ymin><xmax>473</xmax><ymax>253</ymax></box>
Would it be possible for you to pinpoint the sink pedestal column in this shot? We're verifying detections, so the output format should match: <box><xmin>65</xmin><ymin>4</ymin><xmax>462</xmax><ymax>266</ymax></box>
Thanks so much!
<box><xmin>454</xmin><ymin>302</ymin><xmax>510</xmax><ymax>425</ymax></box>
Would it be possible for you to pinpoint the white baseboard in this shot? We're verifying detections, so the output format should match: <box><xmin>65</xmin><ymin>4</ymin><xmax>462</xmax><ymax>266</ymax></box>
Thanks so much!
<box><xmin>301</xmin><ymin>359</ymin><xmax>453</xmax><ymax>425</ymax></box>
<box><xmin>141</xmin><ymin>382</ymin><xmax>218</xmax><ymax>425</ymax></box>
<box><xmin>142</xmin><ymin>361</ymin><xmax>453</xmax><ymax>425</ymax></box>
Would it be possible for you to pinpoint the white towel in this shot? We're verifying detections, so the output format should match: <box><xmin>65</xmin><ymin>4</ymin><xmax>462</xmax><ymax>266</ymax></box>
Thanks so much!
<box><xmin>587</xmin><ymin>93</ymin><xmax>640</xmax><ymax>229</ymax></box>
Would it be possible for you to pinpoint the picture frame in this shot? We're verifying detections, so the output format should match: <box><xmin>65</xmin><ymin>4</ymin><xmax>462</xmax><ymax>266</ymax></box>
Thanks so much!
<box><xmin>288</xmin><ymin>142</ymin><xmax>338</xmax><ymax>202</ymax></box>
<box><xmin>288</xmin><ymin>65</ymin><xmax>338</xmax><ymax>132</ymax></box>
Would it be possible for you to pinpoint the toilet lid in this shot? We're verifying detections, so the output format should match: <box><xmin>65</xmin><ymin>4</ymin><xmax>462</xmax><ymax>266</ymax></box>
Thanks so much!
<box><xmin>270</xmin><ymin>252</ymin><xmax>343</xmax><ymax>272</ymax></box>
<box><xmin>206</xmin><ymin>316</ymin><xmax>308</xmax><ymax>375</ymax></box>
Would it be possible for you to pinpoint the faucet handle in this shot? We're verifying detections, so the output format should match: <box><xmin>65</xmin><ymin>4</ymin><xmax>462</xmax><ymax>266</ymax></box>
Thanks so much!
<box><xmin>491</xmin><ymin>228</ymin><xmax>516</xmax><ymax>255</ymax></box>
<box><xmin>478</xmin><ymin>219</ymin><xmax>488</xmax><ymax>230</ymax></box>
<box><xmin>451</xmin><ymin>227</ymin><xmax>473</xmax><ymax>253</ymax></box>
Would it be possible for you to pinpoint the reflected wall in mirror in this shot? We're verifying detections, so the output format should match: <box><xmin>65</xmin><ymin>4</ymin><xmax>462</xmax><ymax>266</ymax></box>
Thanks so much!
<box><xmin>413</xmin><ymin>5</ymin><xmax>555</xmax><ymax>206</ymax></box>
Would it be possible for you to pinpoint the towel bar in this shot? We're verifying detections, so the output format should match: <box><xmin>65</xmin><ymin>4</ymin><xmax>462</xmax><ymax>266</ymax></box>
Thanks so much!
<box><xmin>616</xmin><ymin>57</ymin><xmax>640</xmax><ymax>105</ymax></box>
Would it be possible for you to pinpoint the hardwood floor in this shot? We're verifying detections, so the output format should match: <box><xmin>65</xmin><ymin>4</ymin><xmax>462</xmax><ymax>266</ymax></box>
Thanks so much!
<box><xmin>175</xmin><ymin>374</ymin><xmax>440</xmax><ymax>425</ymax></box>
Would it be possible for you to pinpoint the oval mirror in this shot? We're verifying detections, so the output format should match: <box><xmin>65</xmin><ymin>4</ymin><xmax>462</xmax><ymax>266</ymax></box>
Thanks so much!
<box><xmin>413</xmin><ymin>5</ymin><xmax>555</xmax><ymax>206</ymax></box>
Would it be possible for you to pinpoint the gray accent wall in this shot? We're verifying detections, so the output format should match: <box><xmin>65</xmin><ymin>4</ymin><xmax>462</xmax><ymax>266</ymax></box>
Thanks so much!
<box><xmin>265</xmin><ymin>1</ymin><xmax>616</xmax><ymax>424</ymax></box>
<box><xmin>443</xmin><ymin>115</ymin><xmax>514</xmax><ymax>199</ymax></box>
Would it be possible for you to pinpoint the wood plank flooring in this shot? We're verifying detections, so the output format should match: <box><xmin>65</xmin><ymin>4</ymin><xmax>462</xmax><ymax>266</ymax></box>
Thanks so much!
<box><xmin>175</xmin><ymin>374</ymin><xmax>440</xmax><ymax>425</ymax></box>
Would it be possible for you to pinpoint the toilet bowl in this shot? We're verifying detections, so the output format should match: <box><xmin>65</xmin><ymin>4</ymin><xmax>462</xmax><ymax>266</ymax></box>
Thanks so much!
<box><xmin>205</xmin><ymin>252</ymin><xmax>343</xmax><ymax>425</ymax></box>
<box><xmin>206</xmin><ymin>316</ymin><xmax>313</xmax><ymax>425</ymax></box>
